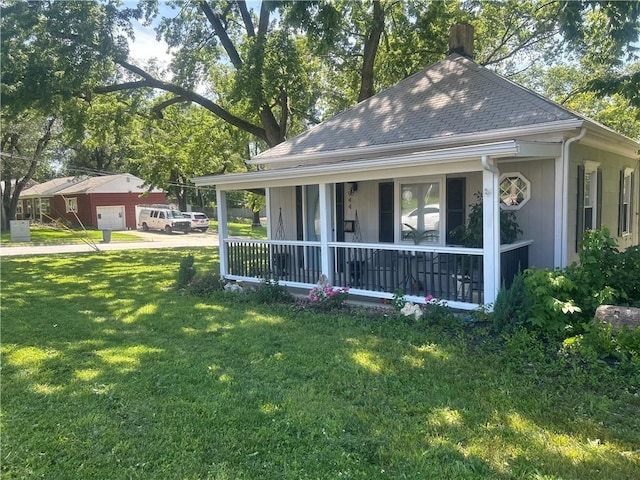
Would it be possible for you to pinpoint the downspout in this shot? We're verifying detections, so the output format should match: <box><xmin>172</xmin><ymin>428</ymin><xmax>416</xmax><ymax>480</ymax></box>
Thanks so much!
<box><xmin>481</xmin><ymin>154</ymin><xmax>500</xmax><ymax>307</ymax></box>
<box><xmin>560</xmin><ymin>127</ymin><xmax>587</xmax><ymax>267</ymax></box>
<box><xmin>481</xmin><ymin>154</ymin><xmax>499</xmax><ymax>175</ymax></box>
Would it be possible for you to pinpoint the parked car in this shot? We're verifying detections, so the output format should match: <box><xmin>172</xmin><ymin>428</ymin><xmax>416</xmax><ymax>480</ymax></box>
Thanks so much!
<box><xmin>138</xmin><ymin>207</ymin><xmax>191</xmax><ymax>233</ymax></box>
<box><xmin>182</xmin><ymin>211</ymin><xmax>210</xmax><ymax>232</ymax></box>
<box><xmin>401</xmin><ymin>204</ymin><xmax>440</xmax><ymax>231</ymax></box>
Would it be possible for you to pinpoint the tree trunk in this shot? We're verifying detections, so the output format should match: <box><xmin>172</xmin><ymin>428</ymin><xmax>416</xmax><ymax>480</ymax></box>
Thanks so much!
<box><xmin>358</xmin><ymin>1</ymin><xmax>385</xmax><ymax>102</ymax></box>
<box><xmin>0</xmin><ymin>118</ymin><xmax>54</xmax><ymax>231</ymax></box>
<box><xmin>252</xmin><ymin>209</ymin><xmax>261</xmax><ymax>227</ymax></box>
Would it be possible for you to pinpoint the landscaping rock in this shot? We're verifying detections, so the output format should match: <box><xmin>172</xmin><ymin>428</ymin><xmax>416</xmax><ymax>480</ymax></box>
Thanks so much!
<box><xmin>594</xmin><ymin>305</ymin><xmax>640</xmax><ymax>332</ymax></box>
<box><xmin>224</xmin><ymin>282</ymin><xmax>244</xmax><ymax>293</ymax></box>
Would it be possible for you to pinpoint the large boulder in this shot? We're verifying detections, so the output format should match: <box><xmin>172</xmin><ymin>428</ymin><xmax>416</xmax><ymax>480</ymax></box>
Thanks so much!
<box><xmin>594</xmin><ymin>305</ymin><xmax>640</xmax><ymax>332</ymax></box>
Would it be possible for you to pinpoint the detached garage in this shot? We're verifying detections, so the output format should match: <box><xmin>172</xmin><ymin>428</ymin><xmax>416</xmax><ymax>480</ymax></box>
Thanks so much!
<box><xmin>21</xmin><ymin>174</ymin><xmax>167</xmax><ymax>230</ymax></box>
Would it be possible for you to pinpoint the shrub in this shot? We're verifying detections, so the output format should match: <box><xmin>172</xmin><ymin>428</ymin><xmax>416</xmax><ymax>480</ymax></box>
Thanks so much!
<box><xmin>251</xmin><ymin>277</ymin><xmax>294</xmax><ymax>304</ymax></box>
<box><xmin>492</xmin><ymin>272</ymin><xmax>531</xmax><ymax>333</ymax></box>
<box><xmin>186</xmin><ymin>271</ymin><xmax>224</xmax><ymax>296</ymax></box>
<box><xmin>422</xmin><ymin>298</ymin><xmax>456</xmax><ymax>325</ymax></box>
<box><xmin>522</xmin><ymin>268</ymin><xmax>583</xmax><ymax>336</ymax></box>
<box><xmin>176</xmin><ymin>254</ymin><xmax>196</xmax><ymax>289</ymax></box>
<box><xmin>307</xmin><ymin>285</ymin><xmax>350</xmax><ymax>311</ymax></box>
<box><xmin>563</xmin><ymin>323</ymin><xmax>640</xmax><ymax>365</ymax></box>
<box><xmin>391</xmin><ymin>289</ymin><xmax>406</xmax><ymax>312</ymax></box>
<box><xmin>613</xmin><ymin>246</ymin><xmax>640</xmax><ymax>306</ymax></box>
<box><xmin>570</xmin><ymin>228</ymin><xmax>620</xmax><ymax>317</ymax></box>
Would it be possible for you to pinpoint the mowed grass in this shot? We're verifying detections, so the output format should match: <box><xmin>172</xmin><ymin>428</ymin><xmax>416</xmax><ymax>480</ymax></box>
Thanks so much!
<box><xmin>1</xmin><ymin>249</ymin><xmax>639</xmax><ymax>479</ymax></box>
<box><xmin>1</xmin><ymin>225</ymin><xmax>141</xmax><ymax>245</ymax></box>
<box><xmin>1</xmin><ymin>222</ymin><xmax>264</xmax><ymax>246</ymax></box>
<box><xmin>214</xmin><ymin>220</ymin><xmax>267</xmax><ymax>239</ymax></box>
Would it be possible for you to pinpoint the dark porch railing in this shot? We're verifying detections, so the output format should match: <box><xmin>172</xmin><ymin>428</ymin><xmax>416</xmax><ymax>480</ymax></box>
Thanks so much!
<box><xmin>226</xmin><ymin>240</ymin><xmax>322</xmax><ymax>284</ymax></box>
<box><xmin>224</xmin><ymin>239</ymin><xmax>531</xmax><ymax>305</ymax></box>
<box><xmin>331</xmin><ymin>244</ymin><xmax>483</xmax><ymax>303</ymax></box>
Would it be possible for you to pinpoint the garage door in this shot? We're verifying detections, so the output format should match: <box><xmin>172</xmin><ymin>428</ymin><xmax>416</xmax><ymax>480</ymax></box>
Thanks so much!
<box><xmin>96</xmin><ymin>206</ymin><xmax>126</xmax><ymax>231</ymax></box>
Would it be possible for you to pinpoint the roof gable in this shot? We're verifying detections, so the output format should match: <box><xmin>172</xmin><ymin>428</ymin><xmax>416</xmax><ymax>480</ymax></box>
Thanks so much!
<box><xmin>257</xmin><ymin>54</ymin><xmax>579</xmax><ymax>160</ymax></box>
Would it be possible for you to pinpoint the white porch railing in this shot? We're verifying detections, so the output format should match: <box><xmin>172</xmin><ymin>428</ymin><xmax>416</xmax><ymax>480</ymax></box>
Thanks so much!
<box><xmin>223</xmin><ymin>238</ymin><xmax>532</xmax><ymax>309</ymax></box>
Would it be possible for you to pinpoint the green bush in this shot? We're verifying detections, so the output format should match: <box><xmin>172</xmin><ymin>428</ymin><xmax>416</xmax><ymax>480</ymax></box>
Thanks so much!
<box><xmin>186</xmin><ymin>271</ymin><xmax>225</xmax><ymax>296</ymax></box>
<box><xmin>563</xmin><ymin>323</ymin><xmax>640</xmax><ymax>365</ymax></box>
<box><xmin>502</xmin><ymin>229</ymin><xmax>639</xmax><ymax>345</ymax></box>
<box><xmin>176</xmin><ymin>254</ymin><xmax>196</xmax><ymax>289</ymax></box>
<box><xmin>492</xmin><ymin>272</ymin><xmax>531</xmax><ymax>333</ymax></box>
<box><xmin>613</xmin><ymin>246</ymin><xmax>640</xmax><ymax>306</ymax></box>
<box><xmin>307</xmin><ymin>285</ymin><xmax>350</xmax><ymax>311</ymax></box>
<box><xmin>522</xmin><ymin>268</ymin><xmax>583</xmax><ymax>336</ymax></box>
<box><xmin>570</xmin><ymin>228</ymin><xmax>620</xmax><ymax>317</ymax></box>
<box><xmin>251</xmin><ymin>277</ymin><xmax>294</xmax><ymax>304</ymax></box>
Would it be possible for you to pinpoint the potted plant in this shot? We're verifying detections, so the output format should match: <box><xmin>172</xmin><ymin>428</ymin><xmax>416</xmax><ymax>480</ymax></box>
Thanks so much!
<box><xmin>449</xmin><ymin>192</ymin><xmax>522</xmax><ymax>248</ymax></box>
<box><xmin>449</xmin><ymin>192</ymin><xmax>523</xmax><ymax>297</ymax></box>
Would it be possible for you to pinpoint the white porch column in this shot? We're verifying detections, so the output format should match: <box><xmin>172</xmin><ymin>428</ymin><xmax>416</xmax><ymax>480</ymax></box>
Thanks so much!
<box><xmin>319</xmin><ymin>183</ymin><xmax>333</xmax><ymax>284</ymax></box>
<box><xmin>482</xmin><ymin>156</ymin><xmax>501</xmax><ymax>306</ymax></box>
<box><xmin>216</xmin><ymin>189</ymin><xmax>229</xmax><ymax>277</ymax></box>
<box><xmin>265</xmin><ymin>187</ymin><xmax>272</xmax><ymax>240</ymax></box>
<box><xmin>554</xmin><ymin>156</ymin><xmax>564</xmax><ymax>268</ymax></box>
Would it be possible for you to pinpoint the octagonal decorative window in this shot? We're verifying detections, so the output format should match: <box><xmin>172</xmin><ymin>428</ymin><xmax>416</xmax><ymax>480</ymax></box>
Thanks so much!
<box><xmin>499</xmin><ymin>172</ymin><xmax>530</xmax><ymax>210</ymax></box>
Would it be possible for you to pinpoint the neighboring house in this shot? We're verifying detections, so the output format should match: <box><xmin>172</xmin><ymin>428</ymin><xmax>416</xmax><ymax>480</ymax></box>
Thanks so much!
<box><xmin>19</xmin><ymin>174</ymin><xmax>166</xmax><ymax>230</ymax></box>
<box><xmin>193</xmin><ymin>42</ymin><xmax>639</xmax><ymax>310</ymax></box>
<box><xmin>17</xmin><ymin>176</ymin><xmax>84</xmax><ymax>222</ymax></box>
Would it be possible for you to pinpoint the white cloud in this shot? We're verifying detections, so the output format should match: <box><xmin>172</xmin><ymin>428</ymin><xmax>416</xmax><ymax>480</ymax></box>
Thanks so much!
<box><xmin>128</xmin><ymin>21</ymin><xmax>172</xmax><ymax>69</ymax></box>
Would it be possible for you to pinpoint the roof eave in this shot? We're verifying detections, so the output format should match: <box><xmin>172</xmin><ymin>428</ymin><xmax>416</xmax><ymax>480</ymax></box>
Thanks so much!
<box><xmin>194</xmin><ymin>140</ymin><xmax>560</xmax><ymax>190</ymax></box>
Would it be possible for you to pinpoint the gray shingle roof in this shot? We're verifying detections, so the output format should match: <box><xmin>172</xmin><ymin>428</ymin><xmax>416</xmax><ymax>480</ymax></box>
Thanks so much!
<box><xmin>258</xmin><ymin>54</ymin><xmax>580</xmax><ymax>159</ymax></box>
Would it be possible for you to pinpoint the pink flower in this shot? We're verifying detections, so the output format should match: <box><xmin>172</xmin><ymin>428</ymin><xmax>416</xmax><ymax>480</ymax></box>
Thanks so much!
<box><xmin>425</xmin><ymin>295</ymin><xmax>434</xmax><ymax>303</ymax></box>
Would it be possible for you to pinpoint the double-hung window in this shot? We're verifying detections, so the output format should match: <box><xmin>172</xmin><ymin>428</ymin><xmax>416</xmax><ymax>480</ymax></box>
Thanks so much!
<box><xmin>65</xmin><ymin>197</ymin><xmax>78</xmax><ymax>213</ymax></box>
<box><xmin>400</xmin><ymin>180</ymin><xmax>441</xmax><ymax>243</ymax></box>
<box><xmin>577</xmin><ymin>161</ymin><xmax>601</xmax><ymax>250</ymax></box>
<box><xmin>619</xmin><ymin>168</ymin><xmax>634</xmax><ymax>235</ymax></box>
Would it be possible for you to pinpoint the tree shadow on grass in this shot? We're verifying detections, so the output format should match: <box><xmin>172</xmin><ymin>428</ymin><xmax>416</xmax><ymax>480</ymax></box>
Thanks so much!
<box><xmin>2</xmin><ymin>251</ymin><xmax>639</xmax><ymax>479</ymax></box>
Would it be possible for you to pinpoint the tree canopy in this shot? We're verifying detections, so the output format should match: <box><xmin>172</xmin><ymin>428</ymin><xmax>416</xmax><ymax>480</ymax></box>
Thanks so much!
<box><xmin>1</xmin><ymin>0</ymin><xmax>638</xmax><ymax>225</ymax></box>
<box><xmin>6</xmin><ymin>0</ymin><xmax>635</xmax><ymax>149</ymax></box>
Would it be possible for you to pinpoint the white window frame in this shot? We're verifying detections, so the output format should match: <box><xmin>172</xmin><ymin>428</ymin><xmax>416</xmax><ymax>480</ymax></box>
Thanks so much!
<box><xmin>622</xmin><ymin>167</ymin><xmax>634</xmax><ymax>235</ymax></box>
<box><xmin>583</xmin><ymin>161</ymin><xmax>600</xmax><ymax>232</ymax></box>
<box><xmin>499</xmin><ymin>172</ymin><xmax>531</xmax><ymax>210</ymax></box>
<box><xmin>65</xmin><ymin>197</ymin><xmax>78</xmax><ymax>214</ymax></box>
<box><xmin>396</xmin><ymin>176</ymin><xmax>444</xmax><ymax>244</ymax></box>
<box><xmin>40</xmin><ymin>198</ymin><xmax>50</xmax><ymax>214</ymax></box>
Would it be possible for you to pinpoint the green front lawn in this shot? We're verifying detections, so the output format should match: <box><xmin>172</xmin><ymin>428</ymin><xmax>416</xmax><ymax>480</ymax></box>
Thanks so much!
<box><xmin>1</xmin><ymin>222</ymin><xmax>266</xmax><ymax>246</ymax></box>
<box><xmin>1</xmin><ymin>249</ymin><xmax>638</xmax><ymax>479</ymax></box>
<box><xmin>215</xmin><ymin>220</ymin><xmax>267</xmax><ymax>239</ymax></box>
<box><xmin>1</xmin><ymin>225</ymin><xmax>141</xmax><ymax>245</ymax></box>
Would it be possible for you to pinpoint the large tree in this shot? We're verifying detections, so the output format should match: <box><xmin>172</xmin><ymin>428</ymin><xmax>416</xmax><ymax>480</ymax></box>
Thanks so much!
<box><xmin>99</xmin><ymin>1</ymin><xmax>639</xmax><ymax>137</ymax></box>
<box><xmin>3</xmin><ymin>1</ymin><xmax>638</xmax><ymax>186</ymax></box>
<box><xmin>0</xmin><ymin>0</ymin><xmax>137</xmax><ymax>229</ymax></box>
<box><xmin>131</xmin><ymin>101</ymin><xmax>250</xmax><ymax>210</ymax></box>
<box><xmin>60</xmin><ymin>92</ymin><xmax>149</xmax><ymax>176</ymax></box>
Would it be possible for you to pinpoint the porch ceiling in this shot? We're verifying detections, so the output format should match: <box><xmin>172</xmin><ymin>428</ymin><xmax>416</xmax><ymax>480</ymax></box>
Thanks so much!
<box><xmin>192</xmin><ymin>140</ymin><xmax>561</xmax><ymax>191</ymax></box>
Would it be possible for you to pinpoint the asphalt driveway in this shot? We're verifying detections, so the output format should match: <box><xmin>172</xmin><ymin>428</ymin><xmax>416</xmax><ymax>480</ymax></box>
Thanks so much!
<box><xmin>0</xmin><ymin>229</ymin><xmax>219</xmax><ymax>257</ymax></box>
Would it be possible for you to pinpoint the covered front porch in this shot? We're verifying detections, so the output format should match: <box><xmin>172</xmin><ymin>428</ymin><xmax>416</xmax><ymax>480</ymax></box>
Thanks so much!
<box><xmin>224</xmin><ymin>238</ymin><xmax>531</xmax><ymax>309</ymax></box>
<box><xmin>195</xmin><ymin>140</ymin><xmax>561</xmax><ymax>310</ymax></box>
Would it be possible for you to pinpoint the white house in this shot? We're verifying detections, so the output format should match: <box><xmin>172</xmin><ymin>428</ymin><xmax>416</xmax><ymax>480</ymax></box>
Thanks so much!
<box><xmin>194</xmin><ymin>49</ymin><xmax>639</xmax><ymax>310</ymax></box>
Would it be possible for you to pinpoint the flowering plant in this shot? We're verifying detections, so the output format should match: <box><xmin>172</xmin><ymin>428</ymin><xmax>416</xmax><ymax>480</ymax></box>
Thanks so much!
<box><xmin>392</xmin><ymin>293</ymin><xmax>450</xmax><ymax>322</ymax></box>
<box><xmin>307</xmin><ymin>285</ymin><xmax>349</xmax><ymax>310</ymax></box>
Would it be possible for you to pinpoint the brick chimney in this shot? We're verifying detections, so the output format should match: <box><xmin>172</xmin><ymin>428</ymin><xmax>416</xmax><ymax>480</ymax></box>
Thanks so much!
<box><xmin>448</xmin><ymin>23</ymin><xmax>474</xmax><ymax>59</ymax></box>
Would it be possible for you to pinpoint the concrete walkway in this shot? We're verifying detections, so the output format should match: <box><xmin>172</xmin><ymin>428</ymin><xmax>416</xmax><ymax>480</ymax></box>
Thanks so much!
<box><xmin>0</xmin><ymin>231</ymin><xmax>219</xmax><ymax>257</ymax></box>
